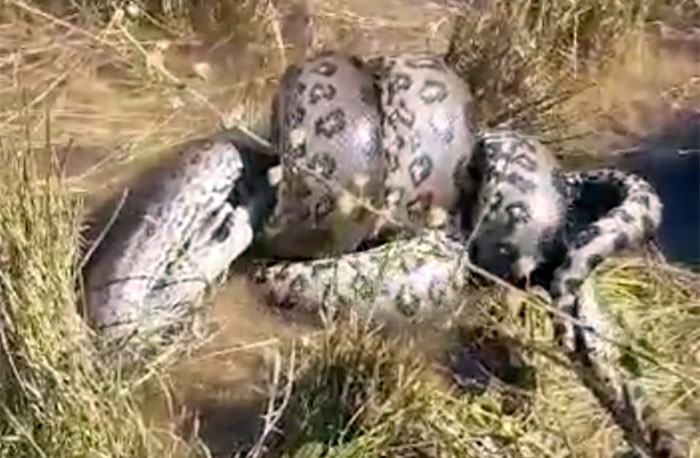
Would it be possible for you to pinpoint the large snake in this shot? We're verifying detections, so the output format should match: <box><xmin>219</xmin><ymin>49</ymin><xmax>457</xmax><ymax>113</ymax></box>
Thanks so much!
<box><xmin>82</xmin><ymin>50</ymin><xmax>680</xmax><ymax>457</ymax></box>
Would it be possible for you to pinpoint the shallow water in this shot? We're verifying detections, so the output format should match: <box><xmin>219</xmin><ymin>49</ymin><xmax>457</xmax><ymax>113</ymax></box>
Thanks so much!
<box><xmin>610</xmin><ymin>136</ymin><xmax>700</xmax><ymax>270</ymax></box>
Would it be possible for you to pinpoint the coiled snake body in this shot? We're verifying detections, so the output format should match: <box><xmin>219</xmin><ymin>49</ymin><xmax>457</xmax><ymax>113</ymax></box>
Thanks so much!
<box><xmin>83</xmin><ymin>50</ymin><xmax>679</xmax><ymax>457</ymax></box>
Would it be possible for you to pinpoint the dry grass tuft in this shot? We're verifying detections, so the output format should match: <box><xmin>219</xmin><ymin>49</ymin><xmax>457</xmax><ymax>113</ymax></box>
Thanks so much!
<box><xmin>247</xmin><ymin>259</ymin><xmax>700</xmax><ymax>457</ymax></box>
<box><xmin>445</xmin><ymin>0</ymin><xmax>699</xmax><ymax>156</ymax></box>
<box><xmin>445</xmin><ymin>0</ymin><xmax>650</xmax><ymax>143</ymax></box>
<box><xmin>0</xmin><ymin>128</ymin><xmax>198</xmax><ymax>457</ymax></box>
<box><xmin>255</xmin><ymin>317</ymin><xmax>543</xmax><ymax>458</ymax></box>
<box><xmin>0</xmin><ymin>0</ymin><xmax>279</xmax><ymax>196</ymax></box>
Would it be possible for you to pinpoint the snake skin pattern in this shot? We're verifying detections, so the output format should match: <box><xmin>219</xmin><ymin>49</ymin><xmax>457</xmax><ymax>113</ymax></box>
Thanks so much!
<box><xmin>85</xmin><ymin>135</ymin><xmax>275</xmax><ymax>343</ymax></box>
<box><xmin>370</xmin><ymin>52</ymin><xmax>476</xmax><ymax>233</ymax></box>
<box><xmin>460</xmin><ymin>129</ymin><xmax>568</xmax><ymax>284</ymax></box>
<box><xmin>261</xmin><ymin>51</ymin><xmax>384</xmax><ymax>259</ymax></box>
<box><xmin>250</xmin><ymin>230</ymin><xmax>470</xmax><ymax>326</ymax></box>
<box><xmin>255</xmin><ymin>128</ymin><xmax>664</xmax><ymax>327</ymax></box>
<box><xmin>81</xmin><ymin>47</ymin><xmax>679</xmax><ymax>456</ymax></box>
<box><xmin>550</xmin><ymin>169</ymin><xmax>663</xmax><ymax>336</ymax></box>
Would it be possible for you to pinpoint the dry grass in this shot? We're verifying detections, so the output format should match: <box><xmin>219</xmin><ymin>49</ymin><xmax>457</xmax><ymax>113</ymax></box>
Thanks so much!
<box><xmin>0</xmin><ymin>130</ymin><xmax>210</xmax><ymax>457</ymax></box>
<box><xmin>256</xmin><ymin>318</ymin><xmax>543</xmax><ymax>458</ymax></box>
<box><xmin>445</xmin><ymin>0</ymin><xmax>649</xmax><ymax>136</ymax></box>
<box><xmin>446</xmin><ymin>0</ymin><xmax>699</xmax><ymax>156</ymax></box>
<box><xmin>241</xmin><ymin>259</ymin><xmax>700</xmax><ymax>458</ymax></box>
<box><xmin>0</xmin><ymin>1</ymin><xmax>698</xmax><ymax>457</ymax></box>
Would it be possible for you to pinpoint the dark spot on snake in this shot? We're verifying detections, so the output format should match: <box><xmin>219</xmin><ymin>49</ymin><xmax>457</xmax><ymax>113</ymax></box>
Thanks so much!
<box><xmin>286</xmin><ymin>105</ymin><xmax>306</xmax><ymax>129</ymax></box>
<box><xmin>564</xmin><ymin>278</ymin><xmax>583</xmax><ymax>294</ymax></box>
<box><xmin>359</xmin><ymin>85</ymin><xmax>378</xmax><ymax>106</ymax></box>
<box><xmin>387</xmin><ymin>100</ymin><xmax>416</xmax><ymax>129</ymax></box>
<box><xmin>586</xmin><ymin>254</ymin><xmax>604</xmax><ymax>270</ymax></box>
<box><xmin>279</xmin><ymin>274</ymin><xmax>309</xmax><ymax>309</ymax></box>
<box><xmin>572</xmin><ymin>224</ymin><xmax>602</xmax><ymax>249</ymax></box>
<box><xmin>483</xmin><ymin>140</ymin><xmax>505</xmax><ymax>160</ymax></box>
<box><xmin>309</xmin><ymin>153</ymin><xmax>337</xmax><ymax>179</ymax></box>
<box><xmin>211</xmin><ymin>211</ymin><xmax>232</xmax><ymax>242</ymax></box>
<box><xmin>351</xmin><ymin>272</ymin><xmax>375</xmax><ymax>301</ymax></box>
<box><xmin>311</xmin><ymin>260</ymin><xmax>335</xmax><ymax>278</ymax></box>
<box><xmin>250</xmin><ymin>263</ymin><xmax>269</xmax><ymax>285</ymax></box>
<box><xmin>315</xmin><ymin>108</ymin><xmax>346</xmax><ymax>138</ymax></box>
<box><xmin>406</xmin><ymin>192</ymin><xmax>433</xmax><ymax>222</ymax></box>
<box><xmin>290</xmin><ymin>274</ymin><xmax>308</xmax><ymax>293</ymax></box>
<box><xmin>487</xmin><ymin>191</ymin><xmax>505</xmax><ymax>214</ymax></box>
<box><xmin>617</xmin><ymin>208</ymin><xmax>634</xmax><ymax>224</ymax></box>
<box><xmin>508</xmin><ymin>135</ymin><xmax>539</xmax><ymax>158</ymax></box>
<box><xmin>641</xmin><ymin>214</ymin><xmax>656</xmax><ymax>237</ymax></box>
<box><xmin>348</xmin><ymin>55</ymin><xmax>364</xmax><ymax>68</ymax></box>
<box><xmin>408</xmin><ymin>155</ymin><xmax>433</xmax><ymax>187</ymax></box>
<box><xmin>630</xmin><ymin>194</ymin><xmax>651</xmax><ymax>208</ymax></box>
<box><xmin>295</xmin><ymin>81</ymin><xmax>307</xmax><ymax>95</ymax></box>
<box><xmin>289</xmin><ymin>142</ymin><xmax>306</xmax><ymax>159</ymax></box>
<box><xmin>395</xmin><ymin>135</ymin><xmax>406</xmax><ymax>151</ymax></box>
<box><xmin>395</xmin><ymin>286</ymin><xmax>421</xmax><ymax>316</ymax></box>
<box><xmin>364</xmin><ymin>124</ymin><xmax>382</xmax><ymax>159</ymax></box>
<box><xmin>385</xmin><ymin>149</ymin><xmax>400</xmax><ymax>172</ymax></box>
<box><xmin>419</xmin><ymin>79</ymin><xmax>449</xmax><ymax>104</ymax></box>
<box><xmin>484</xmin><ymin>162</ymin><xmax>497</xmax><ymax>177</ymax></box>
<box><xmin>274</xmin><ymin>262</ymin><xmax>292</xmax><ymax>282</ymax></box>
<box><xmin>427</xmin><ymin>279</ymin><xmax>447</xmax><ymax>304</ymax></box>
<box><xmin>505</xmin><ymin>172</ymin><xmax>537</xmax><ymax>194</ymax></box>
<box><xmin>308</xmin><ymin>82</ymin><xmax>336</xmax><ymax>104</ymax></box>
<box><xmin>387</xmin><ymin>72</ymin><xmax>412</xmax><ymax>104</ymax></box>
<box><xmin>504</xmin><ymin>202</ymin><xmax>531</xmax><ymax>230</ymax></box>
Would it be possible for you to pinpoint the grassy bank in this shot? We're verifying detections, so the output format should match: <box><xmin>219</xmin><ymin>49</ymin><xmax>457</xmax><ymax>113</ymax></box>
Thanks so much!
<box><xmin>0</xmin><ymin>1</ymin><xmax>698</xmax><ymax>457</ymax></box>
<box><xmin>0</xmin><ymin>133</ymin><xmax>186</xmax><ymax>456</ymax></box>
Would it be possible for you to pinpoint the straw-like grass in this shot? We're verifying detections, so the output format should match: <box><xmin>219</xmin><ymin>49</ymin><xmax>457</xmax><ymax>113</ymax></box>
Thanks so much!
<box><xmin>445</xmin><ymin>0</ymin><xmax>646</xmax><ymax>146</ymax></box>
<box><xmin>256</xmin><ymin>318</ymin><xmax>541</xmax><ymax>458</ymax></box>
<box><xmin>445</xmin><ymin>0</ymin><xmax>699</xmax><ymax>154</ymax></box>
<box><xmin>0</xmin><ymin>130</ymin><xmax>176</xmax><ymax>457</ymax></box>
<box><xmin>245</xmin><ymin>259</ymin><xmax>700</xmax><ymax>457</ymax></box>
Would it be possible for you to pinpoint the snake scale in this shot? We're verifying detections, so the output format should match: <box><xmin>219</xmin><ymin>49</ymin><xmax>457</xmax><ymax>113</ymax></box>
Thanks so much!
<box><xmin>83</xmin><ymin>50</ymin><xmax>680</xmax><ymax>457</ymax></box>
